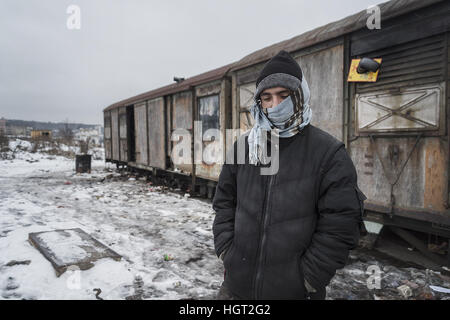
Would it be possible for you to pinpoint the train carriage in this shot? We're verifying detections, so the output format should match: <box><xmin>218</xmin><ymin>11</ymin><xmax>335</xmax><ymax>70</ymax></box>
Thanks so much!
<box><xmin>104</xmin><ymin>64</ymin><xmax>235</xmax><ymax>197</ymax></box>
<box><xmin>348</xmin><ymin>2</ymin><xmax>450</xmax><ymax>241</ymax></box>
<box><xmin>104</xmin><ymin>0</ymin><xmax>450</xmax><ymax>263</ymax></box>
<box><xmin>227</xmin><ymin>0</ymin><xmax>450</xmax><ymax>237</ymax></box>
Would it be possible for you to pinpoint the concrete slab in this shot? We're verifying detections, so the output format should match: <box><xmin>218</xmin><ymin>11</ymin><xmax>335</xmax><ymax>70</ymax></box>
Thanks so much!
<box><xmin>28</xmin><ymin>228</ymin><xmax>121</xmax><ymax>277</ymax></box>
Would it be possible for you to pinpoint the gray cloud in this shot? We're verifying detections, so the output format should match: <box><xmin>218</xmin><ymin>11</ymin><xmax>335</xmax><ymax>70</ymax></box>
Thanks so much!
<box><xmin>0</xmin><ymin>0</ymin><xmax>379</xmax><ymax>125</ymax></box>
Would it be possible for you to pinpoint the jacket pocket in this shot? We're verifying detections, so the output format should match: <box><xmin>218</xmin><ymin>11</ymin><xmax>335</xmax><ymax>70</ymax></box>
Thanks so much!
<box><xmin>223</xmin><ymin>242</ymin><xmax>235</xmax><ymax>269</ymax></box>
<box><xmin>354</xmin><ymin>186</ymin><xmax>367</xmax><ymax>235</ymax></box>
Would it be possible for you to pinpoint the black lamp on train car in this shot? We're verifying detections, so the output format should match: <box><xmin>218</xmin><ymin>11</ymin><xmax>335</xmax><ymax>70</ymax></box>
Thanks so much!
<box><xmin>356</xmin><ymin>57</ymin><xmax>381</xmax><ymax>74</ymax></box>
<box><xmin>347</xmin><ymin>57</ymin><xmax>382</xmax><ymax>82</ymax></box>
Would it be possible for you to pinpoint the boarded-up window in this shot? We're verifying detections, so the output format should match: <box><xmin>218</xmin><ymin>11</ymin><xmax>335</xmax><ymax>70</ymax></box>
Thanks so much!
<box><xmin>238</xmin><ymin>83</ymin><xmax>255</xmax><ymax>131</ymax></box>
<box><xmin>173</xmin><ymin>92</ymin><xmax>192</xmax><ymax>129</ymax></box>
<box><xmin>119</xmin><ymin>114</ymin><xmax>127</xmax><ymax>139</ymax></box>
<box><xmin>295</xmin><ymin>45</ymin><xmax>344</xmax><ymax>141</ymax></box>
<box><xmin>198</xmin><ymin>95</ymin><xmax>219</xmax><ymax>132</ymax></box>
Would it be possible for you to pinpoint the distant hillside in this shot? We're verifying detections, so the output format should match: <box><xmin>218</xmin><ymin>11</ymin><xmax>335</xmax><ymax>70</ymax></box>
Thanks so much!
<box><xmin>4</xmin><ymin>119</ymin><xmax>101</xmax><ymax>130</ymax></box>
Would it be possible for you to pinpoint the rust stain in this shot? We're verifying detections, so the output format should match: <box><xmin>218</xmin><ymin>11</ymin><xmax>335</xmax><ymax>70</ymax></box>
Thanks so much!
<box><xmin>424</xmin><ymin>139</ymin><xmax>446</xmax><ymax>211</ymax></box>
<box><xmin>388</xmin><ymin>144</ymin><xmax>401</xmax><ymax>167</ymax></box>
<box><xmin>363</xmin><ymin>148</ymin><xmax>374</xmax><ymax>175</ymax></box>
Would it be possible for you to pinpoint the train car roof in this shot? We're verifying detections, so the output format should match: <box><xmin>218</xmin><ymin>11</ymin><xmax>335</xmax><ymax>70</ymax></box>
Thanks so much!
<box><xmin>104</xmin><ymin>62</ymin><xmax>236</xmax><ymax>112</ymax></box>
<box><xmin>230</xmin><ymin>0</ymin><xmax>444</xmax><ymax>72</ymax></box>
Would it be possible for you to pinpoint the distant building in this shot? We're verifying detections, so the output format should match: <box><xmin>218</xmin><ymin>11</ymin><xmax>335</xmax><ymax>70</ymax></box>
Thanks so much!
<box><xmin>31</xmin><ymin>130</ymin><xmax>52</xmax><ymax>139</ymax></box>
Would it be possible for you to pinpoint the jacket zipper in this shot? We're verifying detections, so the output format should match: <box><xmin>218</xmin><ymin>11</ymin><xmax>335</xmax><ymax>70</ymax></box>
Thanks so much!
<box><xmin>254</xmin><ymin>173</ymin><xmax>276</xmax><ymax>299</ymax></box>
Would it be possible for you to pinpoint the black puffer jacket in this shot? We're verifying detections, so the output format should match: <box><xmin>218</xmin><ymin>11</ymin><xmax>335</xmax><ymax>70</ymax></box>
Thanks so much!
<box><xmin>212</xmin><ymin>124</ymin><xmax>366</xmax><ymax>300</ymax></box>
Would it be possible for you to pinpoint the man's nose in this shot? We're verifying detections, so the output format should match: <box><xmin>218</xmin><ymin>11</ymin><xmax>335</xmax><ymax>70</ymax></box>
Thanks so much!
<box><xmin>272</xmin><ymin>96</ymin><xmax>282</xmax><ymax>108</ymax></box>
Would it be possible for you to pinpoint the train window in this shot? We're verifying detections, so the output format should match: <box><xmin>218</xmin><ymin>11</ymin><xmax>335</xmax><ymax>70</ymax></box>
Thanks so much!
<box><xmin>173</xmin><ymin>92</ymin><xmax>193</xmax><ymax>129</ymax></box>
<box><xmin>198</xmin><ymin>95</ymin><xmax>219</xmax><ymax>133</ymax></box>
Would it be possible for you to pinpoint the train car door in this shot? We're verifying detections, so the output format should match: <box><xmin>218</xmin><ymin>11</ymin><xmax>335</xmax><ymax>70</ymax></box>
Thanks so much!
<box><xmin>126</xmin><ymin>105</ymin><xmax>135</xmax><ymax>162</ymax></box>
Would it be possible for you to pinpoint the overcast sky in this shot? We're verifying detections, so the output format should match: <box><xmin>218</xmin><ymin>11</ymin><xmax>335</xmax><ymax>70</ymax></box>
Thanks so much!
<box><xmin>0</xmin><ymin>0</ymin><xmax>381</xmax><ymax>125</ymax></box>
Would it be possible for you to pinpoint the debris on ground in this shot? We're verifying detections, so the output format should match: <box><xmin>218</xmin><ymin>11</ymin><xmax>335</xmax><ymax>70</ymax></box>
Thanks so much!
<box><xmin>397</xmin><ymin>285</ymin><xmax>412</xmax><ymax>298</ymax></box>
<box><xmin>4</xmin><ymin>260</ymin><xmax>31</xmax><ymax>267</ymax></box>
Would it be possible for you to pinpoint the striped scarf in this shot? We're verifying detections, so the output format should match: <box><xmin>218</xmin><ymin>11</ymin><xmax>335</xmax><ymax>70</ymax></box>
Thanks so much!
<box><xmin>248</xmin><ymin>76</ymin><xmax>312</xmax><ymax>166</ymax></box>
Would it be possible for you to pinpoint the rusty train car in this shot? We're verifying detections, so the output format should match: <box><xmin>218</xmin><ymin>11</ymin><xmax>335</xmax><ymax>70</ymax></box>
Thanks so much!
<box><xmin>104</xmin><ymin>0</ymin><xmax>450</xmax><ymax>257</ymax></box>
<box><xmin>103</xmin><ymin>63</ymin><xmax>235</xmax><ymax>198</ymax></box>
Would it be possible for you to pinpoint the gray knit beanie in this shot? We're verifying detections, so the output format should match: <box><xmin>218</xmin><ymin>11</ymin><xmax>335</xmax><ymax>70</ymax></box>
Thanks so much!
<box><xmin>254</xmin><ymin>50</ymin><xmax>303</xmax><ymax>100</ymax></box>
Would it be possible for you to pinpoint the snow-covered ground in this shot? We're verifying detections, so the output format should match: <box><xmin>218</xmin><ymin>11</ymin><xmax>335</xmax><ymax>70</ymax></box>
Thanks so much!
<box><xmin>1</xmin><ymin>140</ymin><xmax>450</xmax><ymax>300</ymax></box>
<box><xmin>0</xmin><ymin>142</ymin><xmax>223</xmax><ymax>300</ymax></box>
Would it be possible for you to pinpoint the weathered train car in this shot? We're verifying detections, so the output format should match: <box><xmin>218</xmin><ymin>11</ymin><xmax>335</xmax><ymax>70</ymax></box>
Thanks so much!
<box><xmin>348</xmin><ymin>1</ymin><xmax>450</xmax><ymax>242</ymax></box>
<box><xmin>103</xmin><ymin>0</ymin><xmax>449</xmax><ymax>261</ymax></box>
<box><xmin>227</xmin><ymin>0</ymin><xmax>450</xmax><ymax>249</ymax></box>
<box><xmin>104</xmin><ymin>63</ymin><xmax>234</xmax><ymax>196</ymax></box>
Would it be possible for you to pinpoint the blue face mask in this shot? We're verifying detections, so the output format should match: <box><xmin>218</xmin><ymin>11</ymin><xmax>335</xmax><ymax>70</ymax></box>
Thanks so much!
<box><xmin>266</xmin><ymin>96</ymin><xmax>294</xmax><ymax>126</ymax></box>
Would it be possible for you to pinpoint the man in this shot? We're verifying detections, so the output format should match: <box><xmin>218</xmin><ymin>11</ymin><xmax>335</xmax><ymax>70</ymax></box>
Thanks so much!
<box><xmin>212</xmin><ymin>50</ymin><xmax>366</xmax><ymax>300</ymax></box>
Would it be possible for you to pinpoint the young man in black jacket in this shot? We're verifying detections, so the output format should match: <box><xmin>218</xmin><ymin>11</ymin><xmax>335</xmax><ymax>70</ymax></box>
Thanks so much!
<box><xmin>212</xmin><ymin>50</ymin><xmax>366</xmax><ymax>300</ymax></box>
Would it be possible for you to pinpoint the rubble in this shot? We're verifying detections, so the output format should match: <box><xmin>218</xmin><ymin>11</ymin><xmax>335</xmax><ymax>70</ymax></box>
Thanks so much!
<box><xmin>397</xmin><ymin>285</ymin><xmax>412</xmax><ymax>298</ymax></box>
<box><xmin>429</xmin><ymin>285</ymin><xmax>450</xmax><ymax>294</ymax></box>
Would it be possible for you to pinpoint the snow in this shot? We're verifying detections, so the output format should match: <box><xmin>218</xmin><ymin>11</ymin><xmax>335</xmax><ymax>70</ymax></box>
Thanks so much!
<box><xmin>9</xmin><ymin>139</ymin><xmax>32</xmax><ymax>151</ymax></box>
<box><xmin>0</xmin><ymin>142</ymin><xmax>223</xmax><ymax>300</ymax></box>
<box><xmin>1</xmin><ymin>139</ymin><xmax>450</xmax><ymax>300</ymax></box>
<box><xmin>33</xmin><ymin>230</ymin><xmax>92</xmax><ymax>263</ymax></box>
